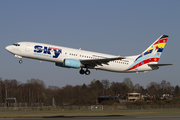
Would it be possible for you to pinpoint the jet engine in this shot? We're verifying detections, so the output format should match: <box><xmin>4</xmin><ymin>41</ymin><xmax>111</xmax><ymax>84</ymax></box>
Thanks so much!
<box><xmin>56</xmin><ymin>58</ymin><xmax>82</xmax><ymax>68</ymax></box>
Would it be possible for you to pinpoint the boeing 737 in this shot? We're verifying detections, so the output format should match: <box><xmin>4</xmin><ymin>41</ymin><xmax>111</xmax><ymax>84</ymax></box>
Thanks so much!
<box><xmin>5</xmin><ymin>35</ymin><xmax>172</xmax><ymax>75</ymax></box>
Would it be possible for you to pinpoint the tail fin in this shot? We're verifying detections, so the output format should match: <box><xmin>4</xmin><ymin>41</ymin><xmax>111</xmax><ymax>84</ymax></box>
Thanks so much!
<box><xmin>125</xmin><ymin>35</ymin><xmax>169</xmax><ymax>71</ymax></box>
<box><xmin>135</xmin><ymin>35</ymin><xmax>168</xmax><ymax>64</ymax></box>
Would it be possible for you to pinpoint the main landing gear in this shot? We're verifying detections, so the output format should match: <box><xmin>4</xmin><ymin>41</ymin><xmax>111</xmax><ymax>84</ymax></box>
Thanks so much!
<box><xmin>79</xmin><ymin>68</ymin><xmax>90</xmax><ymax>75</ymax></box>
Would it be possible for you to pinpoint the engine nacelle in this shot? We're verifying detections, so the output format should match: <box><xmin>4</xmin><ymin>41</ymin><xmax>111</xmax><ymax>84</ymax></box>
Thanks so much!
<box><xmin>56</xmin><ymin>58</ymin><xmax>81</xmax><ymax>68</ymax></box>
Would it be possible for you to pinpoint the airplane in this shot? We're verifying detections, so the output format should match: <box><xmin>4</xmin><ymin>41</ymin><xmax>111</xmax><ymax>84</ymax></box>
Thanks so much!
<box><xmin>5</xmin><ymin>35</ymin><xmax>172</xmax><ymax>75</ymax></box>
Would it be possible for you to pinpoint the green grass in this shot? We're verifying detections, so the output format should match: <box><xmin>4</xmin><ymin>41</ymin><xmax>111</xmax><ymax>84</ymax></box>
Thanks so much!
<box><xmin>0</xmin><ymin>109</ymin><xmax>180</xmax><ymax>118</ymax></box>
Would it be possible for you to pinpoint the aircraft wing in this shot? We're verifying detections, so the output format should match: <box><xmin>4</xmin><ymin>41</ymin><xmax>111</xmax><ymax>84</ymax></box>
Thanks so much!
<box><xmin>80</xmin><ymin>57</ymin><xmax>125</xmax><ymax>68</ymax></box>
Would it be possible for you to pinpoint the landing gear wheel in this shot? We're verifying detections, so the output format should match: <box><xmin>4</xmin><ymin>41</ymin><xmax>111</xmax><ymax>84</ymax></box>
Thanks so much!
<box><xmin>85</xmin><ymin>70</ymin><xmax>90</xmax><ymax>75</ymax></box>
<box><xmin>79</xmin><ymin>69</ymin><xmax>85</xmax><ymax>75</ymax></box>
<box><xmin>19</xmin><ymin>60</ymin><xmax>23</xmax><ymax>64</ymax></box>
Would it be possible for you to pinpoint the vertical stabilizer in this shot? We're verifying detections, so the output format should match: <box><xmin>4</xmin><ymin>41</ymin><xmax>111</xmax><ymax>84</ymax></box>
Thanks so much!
<box><xmin>136</xmin><ymin>35</ymin><xmax>168</xmax><ymax>63</ymax></box>
<box><xmin>126</xmin><ymin>35</ymin><xmax>168</xmax><ymax>71</ymax></box>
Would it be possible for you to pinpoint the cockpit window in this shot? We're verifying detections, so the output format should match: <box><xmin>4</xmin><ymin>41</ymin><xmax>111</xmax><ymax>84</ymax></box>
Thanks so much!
<box><xmin>13</xmin><ymin>43</ymin><xmax>20</xmax><ymax>46</ymax></box>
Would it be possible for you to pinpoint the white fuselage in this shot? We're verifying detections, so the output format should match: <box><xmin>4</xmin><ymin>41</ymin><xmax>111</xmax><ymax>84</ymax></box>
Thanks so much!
<box><xmin>5</xmin><ymin>42</ymin><xmax>153</xmax><ymax>73</ymax></box>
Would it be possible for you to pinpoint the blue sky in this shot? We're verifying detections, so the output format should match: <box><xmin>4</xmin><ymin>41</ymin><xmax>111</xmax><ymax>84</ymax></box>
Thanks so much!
<box><xmin>0</xmin><ymin>0</ymin><xmax>179</xmax><ymax>88</ymax></box>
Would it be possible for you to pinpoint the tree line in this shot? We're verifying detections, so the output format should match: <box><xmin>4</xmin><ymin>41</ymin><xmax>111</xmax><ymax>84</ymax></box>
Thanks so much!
<box><xmin>0</xmin><ymin>77</ymin><xmax>180</xmax><ymax>105</ymax></box>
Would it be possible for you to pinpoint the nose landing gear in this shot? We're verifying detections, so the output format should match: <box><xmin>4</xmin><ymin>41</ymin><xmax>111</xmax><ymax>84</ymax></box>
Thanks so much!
<box><xmin>19</xmin><ymin>59</ymin><xmax>23</xmax><ymax>64</ymax></box>
<box><xmin>14</xmin><ymin>55</ymin><xmax>23</xmax><ymax>64</ymax></box>
<box><xmin>79</xmin><ymin>68</ymin><xmax>90</xmax><ymax>75</ymax></box>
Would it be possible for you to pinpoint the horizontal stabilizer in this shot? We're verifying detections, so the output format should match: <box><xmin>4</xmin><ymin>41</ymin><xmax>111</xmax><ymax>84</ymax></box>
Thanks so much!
<box><xmin>148</xmin><ymin>64</ymin><xmax>173</xmax><ymax>67</ymax></box>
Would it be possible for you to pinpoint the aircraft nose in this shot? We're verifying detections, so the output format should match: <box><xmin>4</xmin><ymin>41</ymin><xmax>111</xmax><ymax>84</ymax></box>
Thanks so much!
<box><xmin>5</xmin><ymin>45</ymin><xmax>12</xmax><ymax>52</ymax></box>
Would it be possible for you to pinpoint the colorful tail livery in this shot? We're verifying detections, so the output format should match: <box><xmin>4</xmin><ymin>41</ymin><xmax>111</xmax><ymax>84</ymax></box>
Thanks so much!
<box><xmin>126</xmin><ymin>35</ymin><xmax>172</xmax><ymax>72</ymax></box>
<box><xmin>5</xmin><ymin>35</ymin><xmax>172</xmax><ymax>75</ymax></box>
